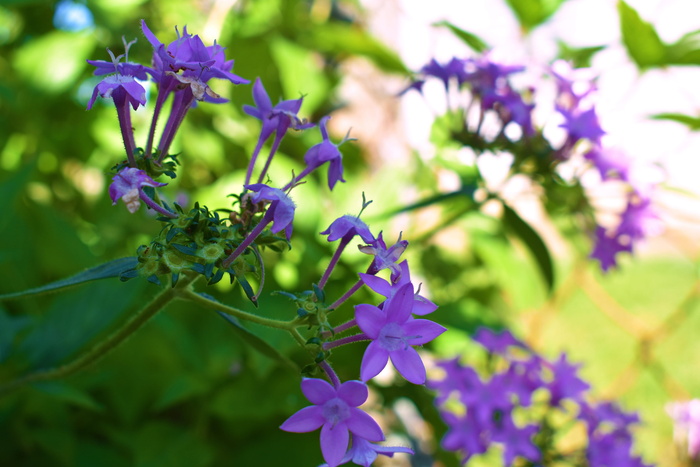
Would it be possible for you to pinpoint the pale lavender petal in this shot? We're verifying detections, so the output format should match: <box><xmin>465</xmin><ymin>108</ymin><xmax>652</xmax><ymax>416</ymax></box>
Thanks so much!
<box><xmin>301</xmin><ymin>378</ymin><xmax>335</xmax><ymax>405</ymax></box>
<box><xmin>346</xmin><ymin>408</ymin><xmax>384</xmax><ymax>442</ymax></box>
<box><xmin>403</xmin><ymin>319</ymin><xmax>447</xmax><ymax>345</ymax></box>
<box><xmin>337</xmin><ymin>380</ymin><xmax>368</xmax><ymax>407</ymax></box>
<box><xmin>390</xmin><ymin>347</ymin><xmax>426</xmax><ymax>384</ymax></box>
<box><xmin>279</xmin><ymin>406</ymin><xmax>325</xmax><ymax>433</ymax></box>
<box><xmin>320</xmin><ymin>422</ymin><xmax>350</xmax><ymax>467</ymax></box>
<box><xmin>354</xmin><ymin>304</ymin><xmax>386</xmax><ymax>339</ymax></box>
<box><xmin>360</xmin><ymin>341</ymin><xmax>389</xmax><ymax>382</ymax></box>
<box><xmin>412</xmin><ymin>296</ymin><xmax>438</xmax><ymax>315</ymax></box>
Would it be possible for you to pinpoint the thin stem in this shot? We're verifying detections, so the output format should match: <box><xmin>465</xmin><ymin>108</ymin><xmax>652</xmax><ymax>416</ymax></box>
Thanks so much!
<box><xmin>322</xmin><ymin>333</ymin><xmax>369</xmax><ymax>350</ymax></box>
<box><xmin>318</xmin><ymin>361</ymin><xmax>340</xmax><ymax>388</ymax></box>
<box><xmin>139</xmin><ymin>191</ymin><xmax>178</xmax><ymax>218</ymax></box>
<box><xmin>115</xmin><ymin>99</ymin><xmax>137</xmax><ymax>167</ymax></box>
<box><xmin>281</xmin><ymin>166</ymin><xmax>313</xmax><ymax>192</ymax></box>
<box><xmin>0</xmin><ymin>273</ymin><xmax>199</xmax><ymax>397</ymax></box>
<box><xmin>221</xmin><ymin>210</ymin><xmax>273</xmax><ymax>269</ymax></box>
<box><xmin>332</xmin><ymin>318</ymin><xmax>357</xmax><ymax>336</ymax></box>
<box><xmin>244</xmin><ymin>137</ymin><xmax>266</xmax><ymax>187</ymax></box>
<box><xmin>328</xmin><ymin>279</ymin><xmax>364</xmax><ymax>311</ymax></box>
<box><xmin>318</xmin><ymin>237</ymin><xmax>351</xmax><ymax>289</ymax></box>
<box><xmin>180</xmin><ymin>288</ymin><xmax>293</xmax><ymax>330</ymax></box>
<box><xmin>256</xmin><ymin>133</ymin><xmax>284</xmax><ymax>184</ymax></box>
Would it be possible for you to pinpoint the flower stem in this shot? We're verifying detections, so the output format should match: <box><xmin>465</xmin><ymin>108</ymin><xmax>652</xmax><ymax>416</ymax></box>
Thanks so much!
<box><xmin>244</xmin><ymin>138</ymin><xmax>266</xmax><ymax>186</ymax></box>
<box><xmin>0</xmin><ymin>272</ymin><xmax>199</xmax><ymax>397</ymax></box>
<box><xmin>115</xmin><ymin>99</ymin><xmax>137</xmax><ymax>167</ymax></box>
<box><xmin>256</xmin><ymin>133</ymin><xmax>284</xmax><ymax>184</ymax></box>
<box><xmin>322</xmin><ymin>333</ymin><xmax>369</xmax><ymax>350</ymax></box>
<box><xmin>319</xmin><ymin>361</ymin><xmax>341</xmax><ymax>388</ymax></box>
<box><xmin>221</xmin><ymin>210</ymin><xmax>273</xmax><ymax>269</ymax></box>
<box><xmin>139</xmin><ymin>191</ymin><xmax>178</xmax><ymax>218</ymax></box>
<box><xmin>318</xmin><ymin>237</ymin><xmax>351</xmax><ymax>290</ymax></box>
<box><xmin>180</xmin><ymin>288</ymin><xmax>293</xmax><ymax>330</ymax></box>
<box><xmin>328</xmin><ymin>279</ymin><xmax>364</xmax><ymax>311</ymax></box>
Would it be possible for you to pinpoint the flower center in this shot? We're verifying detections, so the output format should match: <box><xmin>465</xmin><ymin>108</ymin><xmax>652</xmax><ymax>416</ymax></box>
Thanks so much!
<box><xmin>322</xmin><ymin>397</ymin><xmax>350</xmax><ymax>427</ymax></box>
<box><xmin>378</xmin><ymin>322</ymin><xmax>407</xmax><ymax>352</ymax></box>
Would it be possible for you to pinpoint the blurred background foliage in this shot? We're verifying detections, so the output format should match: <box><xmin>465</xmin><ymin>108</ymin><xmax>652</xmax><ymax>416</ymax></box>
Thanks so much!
<box><xmin>1</xmin><ymin>0</ymin><xmax>699</xmax><ymax>466</ymax></box>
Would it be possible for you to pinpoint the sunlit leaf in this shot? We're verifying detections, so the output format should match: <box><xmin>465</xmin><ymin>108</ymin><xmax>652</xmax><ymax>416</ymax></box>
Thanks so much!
<box><xmin>617</xmin><ymin>0</ymin><xmax>665</xmax><ymax>69</ymax></box>
<box><xmin>504</xmin><ymin>0</ymin><xmax>566</xmax><ymax>32</ymax></box>
<box><xmin>650</xmin><ymin>112</ymin><xmax>700</xmax><ymax>131</ymax></box>
<box><xmin>433</xmin><ymin>21</ymin><xmax>489</xmax><ymax>52</ymax></box>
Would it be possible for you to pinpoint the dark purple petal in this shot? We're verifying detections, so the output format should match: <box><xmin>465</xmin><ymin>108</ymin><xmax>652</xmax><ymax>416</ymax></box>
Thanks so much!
<box><xmin>337</xmin><ymin>380</ymin><xmax>368</xmax><ymax>407</ymax></box>
<box><xmin>279</xmin><ymin>405</ymin><xmax>326</xmax><ymax>433</ymax></box>
<box><xmin>355</xmin><ymin>304</ymin><xmax>386</xmax><ymax>339</ymax></box>
<box><xmin>360</xmin><ymin>341</ymin><xmax>389</xmax><ymax>382</ymax></box>
<box><xmin>320</xmin><ymin>422</ymin><xmax>350</xmax><ymax>467</ymax></box>
<box><xmin>346</xmin><ymin>408</ymin><xmax>384</xmax><ymax>442</ymax></box>
<box><xmin>301</xmin><ymin>378</ymin><xmax>335</xmax><ymax>405</ymax></box>
<box><xmin>390</xmin><ymin>346</ymin><xmax>426</xmax><ymax>384</ymax></box>
<box><xmin>403</xmin><ymin>319</ymin><xmax>447</xmax><ymax>345</ymax></box>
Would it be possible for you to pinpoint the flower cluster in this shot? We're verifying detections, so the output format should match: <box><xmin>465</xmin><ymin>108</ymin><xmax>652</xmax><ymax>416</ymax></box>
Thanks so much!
<box><xmin>430</xmin><ymin>327</ymin><xmax>651</xmax><ymax>466</ymax></box>
<box><xmin>402</xmin><ymin>54</ymin><xmax>662</xmax><ymax>271</ymax></box>
<box><xmin>280</xmin><ymin>215</ymin><xmax>446</xmax><ymax>466</ymax></box>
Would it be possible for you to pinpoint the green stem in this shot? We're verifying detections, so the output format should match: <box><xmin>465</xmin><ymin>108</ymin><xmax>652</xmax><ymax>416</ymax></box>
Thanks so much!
<box><xmin>180</xmin><ymin>289</ymin><xmax>294</xmax><ymax>330</ymax></box>
<box><xmin>0</xmin><ymin>273</ymin><xmax>199</xmax><ymax>397</ymax></box>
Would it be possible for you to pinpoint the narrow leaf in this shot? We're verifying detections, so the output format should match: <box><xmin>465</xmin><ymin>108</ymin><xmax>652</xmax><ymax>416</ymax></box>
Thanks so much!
<box><xmin>650</xmin><ymin>112</ymin><xmax>700</xmax><ymax>131</ymax></box>
<box><xmin>0</xmin><ymin>257</ymin><xmax>138</xmax><ymax>301</ymax></box>
<box><xmin>504</xmin><ymin>0</ymin><xmax>566</xmax><ymax>32</ymax></box>
<box><xmin>433</xmin><ymin>21</ymin><xmax>488</xmax><ymax>52</ymax></box>
<box><xmin>214</xmin><ymin>309</ymin><xmax>297</xmax><ymax>372</ymax></box>
<box><xmin>502</xmin><ymin>204</ymin><xmax>554</xmax><ymax>292</ymax></box>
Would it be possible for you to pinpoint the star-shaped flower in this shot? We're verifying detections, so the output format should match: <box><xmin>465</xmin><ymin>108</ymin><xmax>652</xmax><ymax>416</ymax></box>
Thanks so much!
<box><xmin>280</xmin><ymin>379</ymin><xmax>384</xmax><ymax>467</ymax></box>
<box><xmin>355</xmin><ymin>283</ymin><xmax>446</xmax><ymax>384</ymax></box>
<box><xmin>244</xmin><ymin>183</ymin><xmax>296</xmax><ymax>240</ymax></box>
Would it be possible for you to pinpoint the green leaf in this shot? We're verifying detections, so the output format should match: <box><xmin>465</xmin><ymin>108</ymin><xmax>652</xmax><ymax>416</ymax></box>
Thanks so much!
<box><xmin>650</xmin><ymin>112</ymin><xmax>700</xmax><ymax>131</ymax></box>
<box><xmin>504</xmin><ymin>0</ymin><xmax>566</xmax><ymax>32</ymax></box>
<box><xmin>664</xmin><ymin>29</ymin><xmax>700</xmax><ymax>66</ymax></box>
<box><xmin>557</xmin><ymin>42</ymin><xmax>607</xmax><ymax>68</ymax></box>
<box><xmin>502</xmin><ymin>204</ymin><xmax>554</xmax><ymax>292</ymax></box>
<box><xmin>433</xmin><ymin>21</ymin><xmax>489</xmax><ymax>52</ymax></box>
<box><xmin>31</xmin><ymin>381</ymin><xmax>103</xmax><ymax>411</ymax></box>
<box><xmin>198</xmin><ymin>294</ymin><xmax>297</xmax><ymax>372</ymax></box>
<box><xmin>617</xmin><ymin>0</ymin><xmax>666</xmax><ymax>69</ymax></box>
<box><xmin>301</xmin><ymin>23</ymin><xmax>408</xmax><ymax>74</ymax></box>
<box><xmin>0</xmin><ymin>257</ymin><xmax>138</xmax><ymax>301</ymax></box>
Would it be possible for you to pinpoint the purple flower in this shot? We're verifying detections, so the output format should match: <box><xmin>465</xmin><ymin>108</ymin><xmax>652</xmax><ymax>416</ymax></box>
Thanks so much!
<box><xmin>440</xmin><ymin>411</ymin><xmax>490</xmax><ymax>462</ymax></box>
<box><xmin>473</xmin><ymin>327</ymin><xmax>524</xmax><ymax>354</ymax></box>
<box><xmin>667</xmin><ymin>399</ymin><xmax>700</xmax><ymax>459</ymax></box>
<box><xmin>279</xmin><ymin>378</ymin><xmax>384</xmax><ymax>467</ymax></box>
<box><xmin>87</xmin><ymin>74</ymin><xmax>146</xmax><ymax>111</ymax></box>
<box><xmin>320</xmin><ymin>215</ymin><xmax>375</xmax><ymax>244</ymax></box>
<box><xmin>420</xmin><ymin>57</ymin><xmax>467</xmax><ymax>89</ymax></box>
<box><xmin>321</xmin><ymin>435</ymin><xmax>414</xmax><ymax>467</ymax></box>
<box><xmin>244</xmin><ymin>183</ymin><xmax>296</xmax><ymax>240</ymax></box>
<box><xmin>358</xmin><ymin>232</ymin><xmax>409</xmax><ymax>278</ymax></box>
<box><xmin>584</xmin><ymin>146</ymin><xmax>631</xmax><ymax>181</ymax></box>
<box><xmin>590</xmin><ymin>225</ymin><xmax>632</xmax><ymax>272</ymax></box>
<box><xmin>550</xmin><ymin>60</ymin><xmax>597</xmax><ymax>110</ymax></box>
<box><xmin>355</xmin><ymin>283</ymin><xmax>446</xmax><ymax>384</ymax></box>
<box><xmin>557</xmin><ymin>105</ymin><xmax>606</xmax><ymax>144</ymax></box>
<box><xmin>109</xmin><ymin>167</ymin><xmax>167</xmax><ymax>213</ymax></box>
<box><xmin>244</xmin><ymin>77</ymin><xmax>313</xmax><ymax>144</ymax></box>
<box><xmin>303</xmin><ymin>116</ymin><xmax>349</xmax><ymax>190</ymax></box>
<box><xmin>492</xmin><ymin>417</ymin><xmax>541</xmax><ymax>465</ymax></box>
<box><xmin>546</xmin><ymin>353</ymin><xmax>590</xmax><ymax>406</ymax></box>
<box><xmin>359</xmin><ymin>260</ymin><xmax>437</xmax><ymax>316</ymax></box>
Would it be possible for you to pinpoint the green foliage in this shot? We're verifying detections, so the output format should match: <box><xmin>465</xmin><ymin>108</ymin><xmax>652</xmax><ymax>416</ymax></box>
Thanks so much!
<box><xmin>504</xmin><ymin>0</ymin><xmax>567</xmax><ymax>32</ymax></box>
<box><xmin>651</xmin><ymin>112</ymin><xmax>700</xmax><ymax>131</ymax></box>
<box><xmin>433</xmin><ymin>20</ymin><xmax>489</xmax><ymax>53</ymax></box>
<box><xmin>617</xmin><ymin>0</ymin><xmax>666</xmax><ymax>69</ymax></box>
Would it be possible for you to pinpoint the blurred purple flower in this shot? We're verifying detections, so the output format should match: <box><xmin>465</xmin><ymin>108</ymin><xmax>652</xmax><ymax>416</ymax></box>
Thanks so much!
<box><xmin>280</xmin><ymin>378</ymin><xmax>383</xmax><ymax>467</ymax></box>
<box><xmin>473</xmin><ymin>327</ymin><xmax>524</xmax><ymax>354</ymax></box>
<box><xmin>557</xmin><ymin>105</ymin><xmax>606</xmax><ymax>144</ymax></box>
<box><xmin>590</xmin><ymin>225</ymin><xmax>632</xmax><ymax>272</ymax></box>
<box><xmin>546</xmin><ymin>353</ymin><xmax>590</xmax><ymax>406</ymax></box>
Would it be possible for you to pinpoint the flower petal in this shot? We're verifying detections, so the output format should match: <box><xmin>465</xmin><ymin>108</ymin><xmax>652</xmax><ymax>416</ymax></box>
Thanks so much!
<box><xmin>320</xmin><ymin>422</ymin><xmax>350</xmax><ymax>467</ymax></box>
<box><xmin>279</xmin><ymin>406</ymin><xmax>325</xmax><ymax>433</ymax></box>
<box><xmin>385</xmin><ymin>283</ymin><xmax>414</xmax><ymax>323</ymax></box>
<box><xmin>360</xmin><ymin>341</ymin><xmax>389</xmax><ymax>382</ymax></box>
<box><xmin>301</xmin><ymin>378</ymin><xmax>335</xmax><ymax>405</ymax></box>
<box><xmin>346</xmin><ymin>408</ymin><xmax>384</xmax><ymax>442</ymax></box>
<box><xmin>390</xmin><ymin>347</ymin><xmax>426</xmax><ymax>384</ymax></box>
<box><xmin>403</xmin><ymin>319</ymin><xmax>447</xmax><ymax>345</ymax></box>
<box><xmin>358</xmin><ymin>273</ymin><xmax>392</xmax><ymax>298</ymax></box>
<box><xmin>355</xmin><ymin>304</ymin><xmax>385</xmax><ymax>339</ymax></box>
<box><xmin>337</xmin><ymin>380</ymin><xmax>368</xmax><ymax>407</ymax></box>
